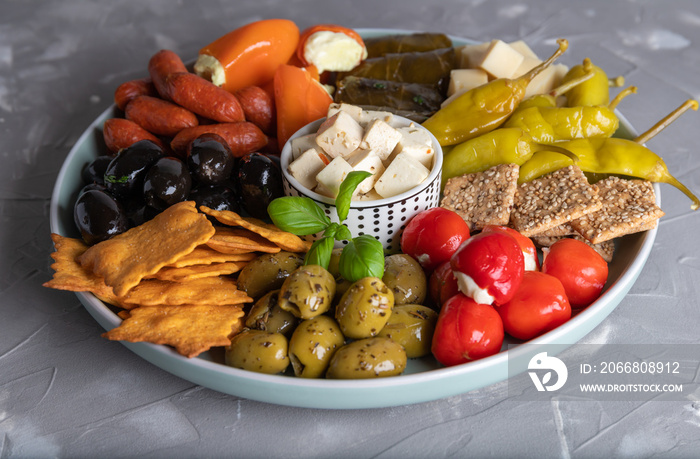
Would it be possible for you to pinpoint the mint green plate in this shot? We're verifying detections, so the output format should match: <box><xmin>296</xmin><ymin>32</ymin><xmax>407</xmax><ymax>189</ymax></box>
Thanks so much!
<box><xmin>49</xmin><ymin>30</ymin><xmax>658</xmax><ymax>409</ymax></box>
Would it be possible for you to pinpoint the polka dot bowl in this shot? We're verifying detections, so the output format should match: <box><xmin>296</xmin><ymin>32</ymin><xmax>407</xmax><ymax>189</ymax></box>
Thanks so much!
<box><xmin>280</xmin><ymin>115</ymin><xmax>443</xmax><ymax>254</ymax></box>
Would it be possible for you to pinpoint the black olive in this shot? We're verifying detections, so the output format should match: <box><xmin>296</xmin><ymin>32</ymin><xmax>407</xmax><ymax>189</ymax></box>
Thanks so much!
<box><xmin>73</xmin><ymin>189</ymin><xmax>129</xmax><ymax>245</ymax></box>
<box><xmin>104</xmin><ymin>140</ymin><xmax>163</xmax><ymax>199</ymax></box>
<box><xmin>78</xmin><ymin>182</ymin><xmax>107</xmax><ymax>197</ymax></box>
<box><xmin>237</xmin><ymin>153</ymin><xmax>284</xmax><ymax>220</ymax></box>
<box><xmin>127</xmin><ymin>203</ymin><xmax>160</xmax><ymax>227</ymax></box>
<box><xmin>187</xmin><ymin>133</ymin><xmax>235</xmax><ymax>185</ymax></box>
<box><xmin>143</xmin><ymin>156</ymin><xmax>192</xmax><ymax>211</ymax></box>
<box><xmin>189</xmin><ymin>185</ymin><xmax>241</xmax><ymax>213</ymax></box>
<box><xmin>81</xmin><ymin>155</ymin><xmax>113</xmax><ymax>186</ymax></box>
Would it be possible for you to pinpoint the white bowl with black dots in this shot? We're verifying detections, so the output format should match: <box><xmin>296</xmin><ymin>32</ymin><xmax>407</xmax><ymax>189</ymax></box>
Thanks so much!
<box><xmin>280</xmin><ymin>116</ymin><xmax>443</xmax><ymax>254</ymax></box>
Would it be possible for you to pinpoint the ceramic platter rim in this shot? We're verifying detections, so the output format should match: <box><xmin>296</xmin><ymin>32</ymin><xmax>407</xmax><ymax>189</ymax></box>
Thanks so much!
<box><xmin>49</xmin><ymin>28</ymin><xmax>659</xmax><ymax>409</ymax></box>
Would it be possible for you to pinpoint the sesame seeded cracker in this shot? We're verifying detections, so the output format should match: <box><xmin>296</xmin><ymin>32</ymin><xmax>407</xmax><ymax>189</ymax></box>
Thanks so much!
<box><xmin>440</xmin><ymin>163</ymin><xmax>519</xmax><ymax>231</ymax></box>
<box><xmin>510</xmin><ymin>165</ymin><xmax>602</xmax><ymax>237</ymax></box>
<box><xmin>570</xmin><ymin>176</ymin><xmax>664</xmax><ymax>244</ymax></box>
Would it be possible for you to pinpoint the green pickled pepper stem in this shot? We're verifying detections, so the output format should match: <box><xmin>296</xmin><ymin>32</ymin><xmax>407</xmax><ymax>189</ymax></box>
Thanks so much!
<box><xmin>423</xmin><ymin>39</ymin><xmax>568</xmax><ymax>146</ymax></box>
<box><xmin>634</xmin><ymin>99</ymin><xmax>699</xmax><ymax>145</ymax></box>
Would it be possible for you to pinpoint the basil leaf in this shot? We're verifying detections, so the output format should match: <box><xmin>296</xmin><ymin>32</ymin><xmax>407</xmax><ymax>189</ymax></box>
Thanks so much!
<box><xmin>304</xmin><ymin>236</ymin><xmax>334</xmax><ymax>268</ymax></box>
<box><xmin>335</xmin><ymin>171</ymin><xmax>372</xmax><ymax>223</ymax></box>
<box><xmin>339</xmin><ymin>234</ymin><xmax>385</xmax><ymax>282</ymax></box>
<box><xmin>335</xmin><ymin>224</ymin><xmax>352</xmax><ymax>241</ymax></box>
<box><xmin>267</xmin><ymin>196</ymin><xmax>332</xmax><ymax>235</ymax></box>
<box><xmin>323</xmin><ymin>222</ymin><xmax>340</xmax><ymax>239</ymax></box>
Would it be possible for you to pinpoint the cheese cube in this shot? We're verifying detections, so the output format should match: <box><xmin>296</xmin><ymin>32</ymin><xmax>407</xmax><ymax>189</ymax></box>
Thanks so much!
<box><xmin>288</xmin><ymin>148</ymin><xmax>328</xmax><ymax>190</ymax></box>
<box><xmin>374</xmin><ymin>153</ymin><xmax>430</xmax><ymax>198</ymax></box>
<box><xmin>525</xmin><ymin>63</ymin><xmax>569</xmax><ymax>98</ymax></box>
<box><xmin>315</xmin><ymin>156</ymin><xmax>353</xmax><ymax>198</ymax></box>
<box><xmin>474</xmin><ymin>40</ymin><xmax>525</xmax><ymax>79</ymax></box>
<box><xmin>326</xmin><ymin>103</ymin><xmax>364</xmax><ymax>124</ymax></box>
<box><xmin>355</xmin><ymin>189</ymin><xmax>383</xmax><ymax>201</ymax></box>
<box><xmin>509</xmin><ymin>40</ymin><xmax>539</xmax><ymax>59</ymax></box>
<box><xmin>458</xmin><ymin>42</ymin><xmax>490</xmax><ymax>68</ymax></box>
<box><xmin>315</xmin><ymin>111</ymin><xmax>364</xmax><ymax>159</ymax></box>
<box><xmin>447</xmin><ymin>68</ymin><xmax>489</xmax><ymax>97</ymax></box>
<box><xmin>314</xmin><ymin>182</ymin><xmax>335</xmax><ymax>198</ymax></box>
<box><xmin>359</xmin><ymin>110</ymin><xmax>394</xmax><ymax>127</ymax></box>
<box><xmin>360</xmin><ymin>119</ymin><xmax>402</xmax><ymax>161</ymax></box>
<box><xmin>346</xmin><ymin>149</ymin><xmax>386</xmax><ymax>194</ymax></box>
<box><xmin>290</xmin><ymin>133</ymin><xmax>318</xmax><ymax>160</ymax></box>
<box><xmin>513</xmin><ymin>56</ymin><xmax>541</xmax><ymax>78</ymax></box>
<box><xmin>390</xmin><ymin>125</ymin><xmax>435</xmax><ymax>168</ymax></box>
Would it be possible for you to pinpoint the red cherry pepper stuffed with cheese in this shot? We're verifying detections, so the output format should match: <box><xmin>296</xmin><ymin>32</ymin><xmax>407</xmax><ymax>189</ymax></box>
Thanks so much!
<box><xmin>450</xmin><ymin>231</ymin><xmax>525</xmax><ymax>305</ymax></box>
<box><xmin>541</xmin><ymin>238</ymin><xmax>608</xmax><ymax>309</ymax></box>
<box><xmin>497</xmin><ymin>271</ymin><xmax>572</xmax><ymax>340</ymax></box>
<box><xmin>431</xmin><ymin>293</ymin><xmax>504</xmax><ymax>366</ymax></box>
<box><xmin>401</xmin><ymin>207</ymin><xmax>470</xmax><ymax>272</ymax></box>
<box><xmin>482</xmin><ymin>225</ymin><xmax>539</xmax><ymax>271</ymax></box>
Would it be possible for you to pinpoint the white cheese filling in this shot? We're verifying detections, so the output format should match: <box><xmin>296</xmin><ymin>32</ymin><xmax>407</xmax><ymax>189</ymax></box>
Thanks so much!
<box><xmin>454</xmin><ymin>271</ymin><xmax>495</xmax><ymax>305</ymax></box>
<box><xmin>194</xmin><ymin>54</ymin><xmax>226</xmax><ymax>87</ymax></box>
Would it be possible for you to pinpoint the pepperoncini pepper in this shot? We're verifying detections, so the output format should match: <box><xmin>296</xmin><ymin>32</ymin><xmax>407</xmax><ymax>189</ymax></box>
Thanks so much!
<box><xmin>561</xmin><ymin>57</ymin><xmax>612</xmax><ymax>107</ymax></box>
<box><xmin>441</xmin><ymin>127</ymin><xmax>577</xmax><ymax>186</ymax></box>
<box><xmin>513</xmin><ymin>68</ymin><xmax>597</xmax><ymax>113</ymax></box>
<box><xmin>558</xmin><ymin>137</ymin><xmax>699</xmax><ymax>210</ymax></box>
<box><xmin>518</xmin><ymin>150</ymin><xmax>576</xmax><ymax>184</ymax></box>
<box><xmin>504</xmin><ymin>85</ymin><xmax>636</xmax><ymax>143</ymax></box>
<box><xmin>422</xmin><ymin>39</ymin><xmax>569</xmax><ymax>146</ymax></box>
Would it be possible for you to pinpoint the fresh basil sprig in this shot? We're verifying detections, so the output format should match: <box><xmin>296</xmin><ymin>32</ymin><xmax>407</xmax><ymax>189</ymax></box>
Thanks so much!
<box><xmin>338</xmin><ymin>234</ymin><xmax>385</xmax><ymax>281</ymax></box>
<box><xmin>267</xmin><ymin>171</ymin><xmax>384</xmax><ymax>282</ymax></box>
<box><xmin>267</xmin><ymin>196</ymin><xmax>331</xmax><ymax>235</ymax></box>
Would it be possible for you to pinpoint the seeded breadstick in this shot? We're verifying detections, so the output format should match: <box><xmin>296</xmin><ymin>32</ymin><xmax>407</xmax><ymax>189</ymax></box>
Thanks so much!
<box><xmin>570</xmin><ymin>176</ymin><xmax>664</xmax><ymax>244</ymax></box>
<box><xmin>440</xmin><ymin>163</ymin><xmax>519</xmax><ymax>231</ymax></box>
<box><xmin>510</xmin><ymin>165</ymin><xmax>602</xmax><ymax>237</ymax></box>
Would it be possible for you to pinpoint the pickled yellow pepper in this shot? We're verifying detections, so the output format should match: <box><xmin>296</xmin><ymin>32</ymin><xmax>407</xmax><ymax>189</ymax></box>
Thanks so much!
<box><xmin>422</xmin><ymin>39</ymin><xmax>569</xmax><ymax>146</ymax></box>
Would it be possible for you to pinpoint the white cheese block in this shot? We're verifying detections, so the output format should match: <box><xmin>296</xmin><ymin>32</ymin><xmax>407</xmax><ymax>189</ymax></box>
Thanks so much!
<box><xmin>290</xmin><ymin>133</ymin><xmax>319</xmax><ymax>160</ymax></box>
<box><xmin>315</xmin><ymin>111</ymin><xmax>364</xmax><ymax>159</ymax></box>
<box><xmin>355</xmin><ymin>189</ymin><xmax>383</xmax><ymax>201</ymax></box>
<box><xmin>524</xmin><ymin>63</ymin><xmax>569</xmax><ymax>98</ymax></box>
<box><xmin>315</xmin><ymin>156</ymin><xmax>353</xmax><ymax>198</ymax></box>
<box><xmin>359</xmin><ymin>110</ymin><xmax>394</xmax><ymax>127</ymax></box>
<box><xmin>475</xmin><ymin>40</ymin><xmax>525</xmax><ymax>79</ymax></box>
<box><xmin>326</xmin><ymin>103</ymin><xmax>364</xmax><ymax>124</ymax></box>
<box><xmin>360</xmin><ymin>119</ymin><xmax>402</xmax><ymax>161</ymax></box>
<box><xmin>458</xmin><ymin>42</ymin><xmax>490</xmax><ymax>68</ymax></box>
<box><xmin>509</xmin><ymin>40</ymin><xmax>539</xmax><ymax>59</ymax></box>
<box><xmin>314</xmin><ymin>182</ymin><xmax>335</xmax><ymax>198</ymax></box>
<box><xmin>447</xmin><ymin>68</ymin><xmax>489</xmax><ymax>97</ymax></box>
<box><xmin>392</xmin><ymin>138</ymin><xmax>434</xmax><ymax>169</ymax></box>
<box><xmin>346</xmin><ymin>149</ymin><xmax>386</xmax><ymax>194</ymax></box>
<box><xmin>373</xmin><ymin>152</ymin><xmax>430</xmax><ymax>198</ymax></box>
<box><xmin>288</xmin><ymin>148</ymin><xmax>328</xmax><ymax>190</ymax></box>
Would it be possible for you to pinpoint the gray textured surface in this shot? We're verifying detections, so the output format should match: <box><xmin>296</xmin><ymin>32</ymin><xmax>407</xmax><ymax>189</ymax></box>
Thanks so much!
<box><xmin>2</xmin><ymin>0</ymin><xmax>700</xmax><ymax>457</ymax></box>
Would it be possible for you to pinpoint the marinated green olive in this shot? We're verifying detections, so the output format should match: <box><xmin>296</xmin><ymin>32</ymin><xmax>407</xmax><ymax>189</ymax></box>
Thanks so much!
<box><xmin>335</xmin><ymin>277</ymin><xmax>394</xmax><ymax>339</ymax></box>
<box><xmin>237</xmin><ymin>251</ymin><xmax>304</xmax><ymax>300</ymax></box>
<box><xmin>326</xmin><ymin>337</ymin><xmax>407</xmax><ymax>379</ymax></box>
<box><xmin>245</xmin><ymin>290</ymin><xmax>298</xmax><ymax>337</ymax></box>
<box><xmin>382</xmin><ymin>254</ymin><xmax>428</xmax><ymax>305</ymax></box>
<box><xmin>288</xmin><ymin>315</ymin><xmax>345</xmax><ymax>378</ymax></box>
<box><xmin>278</xmin><ymin>265</ymin><xmax>336</xmax><ymax>319</ymax></box>
<box><xmin>377</xmin><ymin>304</ymin><xmax>438</xmax><ymax>358</ymax></box>
<box><xmin>225</xmin><ymin>329</ymin><xmax>289</xmax><ymax>374</ymax></box>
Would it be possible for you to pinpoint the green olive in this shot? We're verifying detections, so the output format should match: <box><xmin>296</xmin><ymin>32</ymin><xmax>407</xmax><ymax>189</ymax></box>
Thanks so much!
<box><xmin>225</xmin><ymin>329</ymin><xmax>289</xmax><ymax>374</ymax></box>
<box><xmin>326</xmin><ymin>337</ymin><xmax>407</xmax><ymax>379</ymax></box>
<box><xmin>278</xmin><ymin>265</ymin><xmax>336</xmax><ymax>319</ymax></box>
<box><xmin>237</xmin><ymin>251</ymin><xmax>304</xmax><ymax>300</ymax></box>
<box><xmin>335</xmin><ymin>277</ymin><xmax>394</xmax><ymax>339</ymax></box>
<box><xmin>382</xmin><ymin>254</ymin><xmax>427</xmax><ymax>305</ymax></box>
<box><xmin>245</xmin><ymin>290</ymin><xmax>298</xmax><ymax>337</ymax></box>
<box><xmin>327</xmin><ymin>248</ymin><xmax>344</xmax><ymax>279</ymax></box>
<box><xmin>288</xmin><ymin>315</ymin><xmax>345</xmax><ymax>378</ymax></box>
<box><xmin>377</xmin><ymin>304</ymin><xmax>438</xmax><ymax>358</ymax></box>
